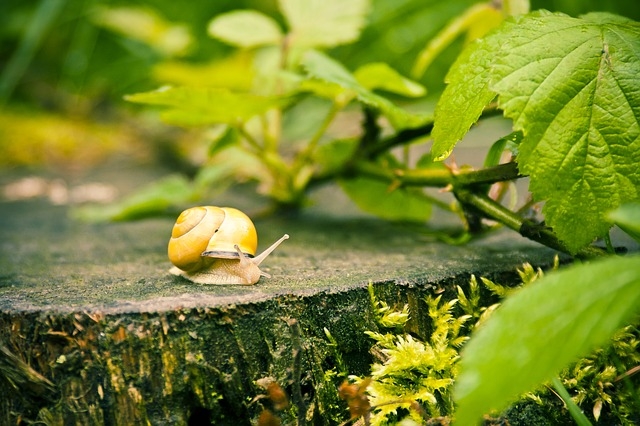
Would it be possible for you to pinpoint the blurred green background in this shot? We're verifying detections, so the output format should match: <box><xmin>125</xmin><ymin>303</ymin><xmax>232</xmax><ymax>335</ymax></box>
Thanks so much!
<box><xmin>1</xmin><ymin>0</ymin><xmax>638</xmax><ymax>173</ymax></box>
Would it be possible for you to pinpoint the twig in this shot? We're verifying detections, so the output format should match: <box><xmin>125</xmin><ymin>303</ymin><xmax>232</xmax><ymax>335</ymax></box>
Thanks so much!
<box><xmin>362</xmin><ymin>121</ymin><xmax>434</xmax><ymax>159</ymax></box>
<box><xmin>615</xmin><ymin>364</ymin><xmax>640</xmax><ymax>382</ymax></box>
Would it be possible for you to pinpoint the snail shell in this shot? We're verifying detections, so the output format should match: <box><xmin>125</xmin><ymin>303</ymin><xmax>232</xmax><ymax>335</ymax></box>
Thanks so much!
<box><xmin>168</xmin><ymin>206</ymin><xmax>288</xmax><ymax>285</ymax></box>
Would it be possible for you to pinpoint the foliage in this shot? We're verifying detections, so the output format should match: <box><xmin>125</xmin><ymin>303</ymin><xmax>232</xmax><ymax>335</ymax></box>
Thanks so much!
<box><xmin>560</xmin><ymin>325</ymin><xmax>640</xmax><ymax>423</ymax></box>
<box><xmin>0</xmin><ymin>109</ymin><xmax>132</xmax><ymax>168</ymax></box>
<box><xmin>64</xmin><ymin>0</ymin><xmax>638</xmax><ymax>259</ymax></box>
<box><xmin>454</xmin><ymin>253</ymin><xmax>640</xmax><ymax>425</ymax></box>
<box><xmin>350</xmin><ymin>254</ymin><xmax>640</xmax><ymax>425</ymax></box>
<box><xmin>362</xmin><ymin>286</ymin><xmax>470</xmax><ymax>424</ymax></box>
<box><xmin>433</xmin><ymin>11</ymin><xmax>640</xmax><ymax>253</ymax></box>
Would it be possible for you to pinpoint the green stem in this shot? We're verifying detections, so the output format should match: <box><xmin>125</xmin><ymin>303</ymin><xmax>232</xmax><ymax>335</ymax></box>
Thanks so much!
<box><xmin>353</xmin><ymin>161</ymin><xmax>521</xmax><ymax>188</ymax></box>
<box><xmin>238</xmin><ymin>124</ymin><xmax>263</xmax><ymax>153</ymax></box>
<box><xmin>603</xmin><ymin>232</ymin><xmax>615</xmax><ymax>254</ymax></box>
<box><xmin>261</xmin><ymin>110</ymin><xmax>281</xmax><ymax>153</ymax></box>
<box><xmin>455</xmin><ymin>162</ymin><xmax>521</xmax><ymax>186</ymax></box>
<box><xmin>454</xmin><ymin>188</ymin><xmax>607</xmax><ymax>258</ymax></box>
<box><xmin>362</xmin><ymin>121</ymin><xmax>434</xmax><ymax>159</ymax></box>
<box><xmin>296</xmin><ymin>101</ymin><xmax>341</xmax><ymax>168</ymax></box>
<box><xmin>454</xmin><ymin>187</ymin><xmax>523</xmax><ymax>231</ymax></box>
<box><xmin>353</xmin><ymin>161</ymin><xmax>451</xmax><ymax>187</ymax></box>
<box><xmin>551</xmin><ymin>377</ymin><xmax>592</xmax><ymax>426</ymax></box>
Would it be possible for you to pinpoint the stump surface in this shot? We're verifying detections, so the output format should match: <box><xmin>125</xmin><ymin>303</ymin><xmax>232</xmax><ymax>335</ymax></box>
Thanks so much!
<box><xmin>0</xmin><ymin>173</ymin><xmax>566</xmax><ymax>425</ymax></box>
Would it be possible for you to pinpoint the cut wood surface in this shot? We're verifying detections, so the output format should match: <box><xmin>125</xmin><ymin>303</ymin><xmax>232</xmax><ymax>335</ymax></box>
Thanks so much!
<box><xmin>0</xmin><ymin>178</ymin><xmax>561</xmax><ymax>425</ymax></box>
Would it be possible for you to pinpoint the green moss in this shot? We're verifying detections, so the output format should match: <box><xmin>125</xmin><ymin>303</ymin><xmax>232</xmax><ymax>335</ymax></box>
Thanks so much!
<box><xmin>346</xmin><ymin>261</ymin><xmax>640</xmax><ymax>425</ymax></box>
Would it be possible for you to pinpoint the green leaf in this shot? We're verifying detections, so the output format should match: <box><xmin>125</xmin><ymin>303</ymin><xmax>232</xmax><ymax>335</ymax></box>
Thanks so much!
<box><xmin>483</xmin><ymin>132</ymin><xmax>522</xmax><ymax>168</ymax></box>
<box><xmin>608</xmin><ymin>202</ymin><xmax>640</xmax><ymax>243</ymax></box>
<box><xmin>72</xmin><ymin>175</ymin><xmax>195</xmax><ymax>222</ymax></box>
<box><xmin>207</xmin><ymin>10</ymin><xmax>283</xmax><ymax>48</ymax></box>
<box><xmin>92</xmin><ymin>6</ymin><xmax>192</xmax><ymax>57</ymax></box>
<box><xmin>412</xmin><ymin>2</ymin><xmax>504</xmax><ymax>79</ymax></box>
<box><xmin>354</xmin><ymin>62</ymin><xmax>426</xmax><ymax>97</ymax></box>
<box><xmin>152</xmin><ymin>54</ymin><xmax>255</xmax><ymax>91</ymax></box>
<box><xmin>453</xmin><ymin>254</ymin><xmax>640</xmax><ymax>425</ymax></box>
<box><xmin>125</xmin><ymin>86</ymin><xmax>284</xmax><ymax>126</ymax></box>
<box><xmin>433</xmin><ymin>12</ymin><xmax>640</xmax><ymax>252</ymax></box>
<box><xmin>208</xmin><ymin>126</ymin><xmax>240</xmax><ymax>157</ymax></box>
<box><xmin>313</xmin><ymin>138</ymin><xmax>358</xmax><ymax>175</ymax></box>
<box><xmin>339</xmin><ymin>176</ymin><xmax>432</xmax><ymax>222</ymax></box>
<box><xmin>302</xmin><ymin>51</ymin><xmax>429</xmax><ymax>129</ymax></box>
<box><xmin>279</xmin><ymin>0</ymin><xmax>370</xmax><ymax>48</ymax></box>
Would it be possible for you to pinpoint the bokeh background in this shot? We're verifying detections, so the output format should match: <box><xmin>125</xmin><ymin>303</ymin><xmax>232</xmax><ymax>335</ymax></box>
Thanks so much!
<box><xmin>1</xmin><ymin>0</ymin><xmax>638</xmax><ymax>201</ymax></box>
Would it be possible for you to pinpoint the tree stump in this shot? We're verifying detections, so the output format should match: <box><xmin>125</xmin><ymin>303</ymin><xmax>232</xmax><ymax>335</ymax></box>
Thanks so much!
<box><xmin>0</xmin><ymin>186</ymin><xmax>561</xmax><ymax>425</ymax></box>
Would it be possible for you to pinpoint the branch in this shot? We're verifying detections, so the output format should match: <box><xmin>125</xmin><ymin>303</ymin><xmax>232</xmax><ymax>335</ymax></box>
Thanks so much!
<box><xmin>362</xmin><ymin>121</ymin><xmax>434</xmax><ymax>159</ymax></box>
<box><xmin>353</xmin><ymin>161</ymin><xmax>521</xmax><ymax>188</ymax></box>
<box><xmin>453</xmin><ymin>188</ymin><xmax>606</xmax><ymax>258</ymax></box>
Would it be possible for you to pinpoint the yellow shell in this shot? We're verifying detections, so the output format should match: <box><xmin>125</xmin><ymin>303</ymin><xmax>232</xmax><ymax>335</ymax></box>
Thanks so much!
<box><xmin>167</xmin><ymin>206</ymin><xmax>289</xmax><ymax>285</ymax></box>
<box><xmin>168</xmin><ymin>206</ymin><xmax>257</xmax><ymax>272</ymax></box>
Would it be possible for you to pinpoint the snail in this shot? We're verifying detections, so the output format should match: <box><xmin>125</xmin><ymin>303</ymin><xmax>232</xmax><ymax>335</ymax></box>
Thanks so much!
<box><xmin>168</xmin><ymin>206</ymin><xmax>289</xmax><ymax>285</ymax></box>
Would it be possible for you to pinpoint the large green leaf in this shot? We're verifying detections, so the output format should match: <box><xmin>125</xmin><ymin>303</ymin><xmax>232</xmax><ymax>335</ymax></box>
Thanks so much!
<box><xmin>207</xmin><ymin>10</ymin><xmax>283</xmax><ymax>48</ymax></box>
<box><xmin>279</xmin><ymin>0</ymin><xmax>370</xmax><ymax>48</ymax></box>
<box><xmin>433</xmin><ymin>12</ymin><xmax>640</xmax><ymax>252</ymax></box>
<box><xmin>454</xmin><ymin>254</ymin><xmax>640</xmax><ymax>425</ymax></box>
<box><xmin>125</xmin><ymin>86</ymin><xmax>283</xmax><ymax>126</ymax></box>
<box><xmin>302</xmin><ymin>51</ymin><xmax>429</xmax><ymax>130</ymax></box>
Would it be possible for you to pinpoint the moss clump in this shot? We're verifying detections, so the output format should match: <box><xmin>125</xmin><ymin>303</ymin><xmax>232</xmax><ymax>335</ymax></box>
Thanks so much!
<box><xmin>343</xmin><ymin>260</ymin><xmax>640</xmax><ymax>425</ymax></box>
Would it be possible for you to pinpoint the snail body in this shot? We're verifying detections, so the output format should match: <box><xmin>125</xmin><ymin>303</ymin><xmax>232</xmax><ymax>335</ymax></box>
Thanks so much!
<box><xmin>168</xmin><ymin>206</ymin><xmax>288</xmax><ymax>285</ymax></box>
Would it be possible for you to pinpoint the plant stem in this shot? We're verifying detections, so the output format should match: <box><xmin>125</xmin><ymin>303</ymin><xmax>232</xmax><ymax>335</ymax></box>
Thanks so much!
<box><xmin>261</xmin><ymin>110</ymin><xmax>281</xmax><ymax>153</ymax></box>
<box><xmin>238</xmin><ymin>124</ymin><xmax>263</xmax><ymax>153</ymax></box>
<box><xmin>363</xmin><ymin>121</ymin><xmax>434</xmax><ymax>159</ymax></box>
<box><xmin>353</xmin><ymin>161</ymin><xmax>451</xmax><ymax>187</ymax></box>
<box><xmin>457</xmin><ymin>162</ymin><xmax>522</xmax><ymax>185</ymax></box>
<box><xmin>295</xmin><ymin>101</ymin><xmax>341</xmax><ymax>168</ymax></box>
<box><xmin>551</xmin><ymin>377</ymin><xmax>592</xmax><ymax>426</ymax></box>
<box><xmin>454</xmin><ymin>188</ymin><xmax>515</xmax><ymax>227</ymax></box>
<box><xmin>353</xmin><ymin>161</ymin><xmax>521</xmax><ymax>188</ymax></box>
<box><xmin>454</xmin><ymin>188</ymin><xmax>607</xmax><ymax>258</ymax></box>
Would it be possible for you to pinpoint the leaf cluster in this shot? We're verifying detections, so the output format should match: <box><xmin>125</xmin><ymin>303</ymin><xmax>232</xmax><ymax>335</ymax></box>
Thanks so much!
<box><xmin>121</xmin><ymin>0</ymin><xmax>438</xmax><ymax>219</ymax></box>
<box><xmin>433</xmin><ymin>10</ymin><xmax>640</xmax><ymax>253</ymax></box>
<box><xmin>87</xmin><ymin>1</ymin><xmax>640</xmax><ymax>258</ymax></box>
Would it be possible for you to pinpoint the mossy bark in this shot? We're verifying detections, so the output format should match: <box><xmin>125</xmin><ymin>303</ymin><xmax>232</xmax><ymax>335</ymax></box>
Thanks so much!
<box><xmin>1</xmin><ymin>273</ymin><xmax>550</xmax><ymax>425</ymax></box>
